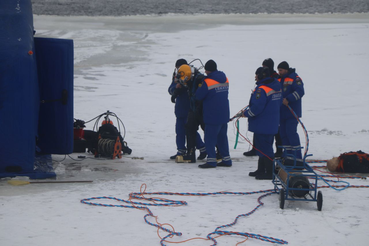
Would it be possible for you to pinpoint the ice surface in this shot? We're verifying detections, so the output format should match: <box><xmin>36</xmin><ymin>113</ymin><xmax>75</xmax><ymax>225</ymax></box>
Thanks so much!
<box><xmin>1</xmin><ymin>13</ymin><xmax>369</xmax><ymax>246</ymax></box>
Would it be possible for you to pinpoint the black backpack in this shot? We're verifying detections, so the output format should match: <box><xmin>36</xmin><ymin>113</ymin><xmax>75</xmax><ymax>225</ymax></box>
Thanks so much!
<box><xmin>338</xmin><ymin>150</ymin><xmax>369</xmax><ymax>173</ymax></box>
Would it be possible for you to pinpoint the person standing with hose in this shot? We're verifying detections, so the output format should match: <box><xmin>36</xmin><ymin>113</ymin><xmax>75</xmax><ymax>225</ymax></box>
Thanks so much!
<box><xmin>277</xmin><ymin>61</ymin><xmax>305</xmax><ymax>159</ymax></box>
<box><xmin>263</xmin><ymin>58</ymin><xmax>283</xmax><ymax>158</ymax></box>
<box><xmin>243</xmin><ymin>58</ymin><xmax>283</xmax><ymax>157</ymax></box>
<box><xmin>240</xmin><ymin>67</ymin><xmax>282</xmax><ymax>179</ymax></box>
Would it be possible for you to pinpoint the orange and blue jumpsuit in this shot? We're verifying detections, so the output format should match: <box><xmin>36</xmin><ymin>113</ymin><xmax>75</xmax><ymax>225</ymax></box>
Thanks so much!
<box><xmin>278</xmin><ymin>68</ymin><xmax>304</xmax><ymax>159</ymax></box>
<box><xmin>196</xmin><ymin>70</ymin><xmax>231</xmax><ymax>166</ymax></box>
<box><xmin>243</xmin><ymin>77</ymin><xmax>282</xmax><ymax>159</ymax></box>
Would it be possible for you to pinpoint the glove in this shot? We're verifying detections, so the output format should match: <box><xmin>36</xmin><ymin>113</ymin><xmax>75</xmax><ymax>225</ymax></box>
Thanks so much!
<box><xmin>171</xmin><ymin>87</ymin><xmax>183</xmax><ymax>103</ymax></box>
<box><xmin>171</xmin><ymin>95</ymin><xmax>176</xmax><ymax>103</ymax></box>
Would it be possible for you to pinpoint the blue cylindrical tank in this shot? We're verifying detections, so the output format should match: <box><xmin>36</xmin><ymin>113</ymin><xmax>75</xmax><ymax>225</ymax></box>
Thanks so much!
<box><xmin>0</xmin><ymin>0</ymin><xmax>39</xmax><ymax>173</ymax></box>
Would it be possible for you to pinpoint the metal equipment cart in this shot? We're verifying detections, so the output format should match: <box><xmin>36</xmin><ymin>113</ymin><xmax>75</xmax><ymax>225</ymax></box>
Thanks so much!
<box><xmin>272</xmin><ymin>151</ymin><xmax>323</xmax><ymax>211</ymax></box>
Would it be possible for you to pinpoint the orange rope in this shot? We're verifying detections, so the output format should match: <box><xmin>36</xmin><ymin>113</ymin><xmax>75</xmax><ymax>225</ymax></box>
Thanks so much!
<box><xmin>134</xmin><ymin>184</ymin><xmax>251</xmax><ymax>245</ymax></box>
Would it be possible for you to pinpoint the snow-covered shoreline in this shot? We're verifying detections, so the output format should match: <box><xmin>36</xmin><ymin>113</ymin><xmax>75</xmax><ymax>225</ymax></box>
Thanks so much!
<box><xmin>31</xmin><ymin>0</ymin><xmax>369</xmax><ymax>16</ymax></box>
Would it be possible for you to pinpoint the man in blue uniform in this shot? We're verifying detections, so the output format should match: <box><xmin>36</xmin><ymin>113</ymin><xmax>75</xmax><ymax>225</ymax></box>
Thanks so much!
<box><xmin>196</xmin><ymin>60</ymin><xmax>232</xmax><ymax>169</ymax></box>
<box><xmin>168</xmin><ymin>59</ymin><xmax>206</xmax><ymax>160</ymax></box>
<box><xmin>242</xmin><ymin>67</ymin><xmax>282</xmax><ymax>179</ymax></box>
<box><xmin>264</xmin><ymin>58</ymin><xmax>283</xmax><ymax>158</ymax></box>
<box><xmin>277</xmin><ymin>61</ymin><xmax>305</xmax><ymax>159</ymax></box>
<box><xmin>244</xmin><ymin>58</ymin><xmax>282</xmax><ymax>157</ymax></box>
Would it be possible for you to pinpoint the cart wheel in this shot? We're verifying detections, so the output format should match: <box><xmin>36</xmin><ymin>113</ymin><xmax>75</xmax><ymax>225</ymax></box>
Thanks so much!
<box><xmin>317</xmin><ymin>191</ymin><xmax>323</xmax><ymax>211</ymax></box>
<box><xmin>280</xmin><ymin>189</ymin><xmax>285</xmax><ymax>209</ymax></box>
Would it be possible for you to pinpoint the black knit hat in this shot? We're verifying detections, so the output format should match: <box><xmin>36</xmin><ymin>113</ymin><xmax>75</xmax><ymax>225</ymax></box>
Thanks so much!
<box><xmin>205</xmin><ymin>59</ymin><xmax>217</xmax><ymax>72</ymax></box>
<box><xmin>255</xmin><ymin>67</ymin><xmax>264</xmax><ymax>75</ymax></box>
<box><xmin>277</xmin><ymin>61</ymin><xmax>289</xmax><ymax>70</ymax></box>
<box><xmin>262</xmin><ymin>58</ymin><xmax>274</xmax><ymax>72</ymax></box>
<box><xmin>255</xmin><ymin>67</ymin><xmax>270</xmax><ymax>80</ymax></box>
<box><xmin>175</xmin><ymin>58</ymin><xmax>187</xmax><ymax>68</ymax></box>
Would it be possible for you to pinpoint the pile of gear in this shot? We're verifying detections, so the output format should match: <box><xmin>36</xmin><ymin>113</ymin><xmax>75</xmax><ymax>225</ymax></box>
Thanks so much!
<box><xmin>327</xmin><ymin>150</ymin><xmax>369</xmax><ymax>173</ymax></box>
<box><xmin>73</xmin><ymin>111</ymin><xmax>132</xmax><ymax>159</ymax></box>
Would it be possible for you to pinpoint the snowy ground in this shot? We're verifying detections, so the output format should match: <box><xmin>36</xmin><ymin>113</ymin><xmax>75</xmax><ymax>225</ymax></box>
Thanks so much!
<box><xmin>1</xmin><ymin>13</ymin><xmax>369</xmax><ymax>246</ymax></box>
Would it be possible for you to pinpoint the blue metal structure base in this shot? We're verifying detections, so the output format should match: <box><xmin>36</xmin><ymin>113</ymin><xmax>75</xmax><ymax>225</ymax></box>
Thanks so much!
<box><xmin>0</xmin><ymin>0</ymin><xmax>73</xmax><ymax>179</ymax></box>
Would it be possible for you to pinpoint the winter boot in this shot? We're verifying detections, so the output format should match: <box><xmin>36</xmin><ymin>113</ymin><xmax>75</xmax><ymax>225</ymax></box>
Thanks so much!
<box><xmin>197</xmin><ymin>150</ymin><xmax>207</xmax><ymax>160</ymax></box>
<box><xmin>198</xmin><ymin>163</ymin><xmax>216</xmax><ymax>169</ymax></box>
<box><xmin>274</xmin><ymin>148</ymin><xmax>283</xmax><ymax>158</ymax></box>
<box><xmin>243</xmin><ymin>148</ymin><xmax>257</xmax><ymax>157</ymax></box>
<box><xmin>176</xmin><ymin>148</ymin><xmax>196</xmax><ymax>163</ymax></box>
<box><xmin>255</xmin><ymin>158</ymin><xmax>274</xmax><ymax>180</ymax></box>
<box><xmin>217</xmin><ymin>161</ymin><xmax>232</xmax><ymax>167</ymax></box>
<box><xmin>170</xmin><ymin>149</ymin><xmax>186</xmax><ymax>160</ymax></box>
<box><xmin>249</xmin><ymin>157</ymin><xmax>264</xmax><ymax>177</ymax></box>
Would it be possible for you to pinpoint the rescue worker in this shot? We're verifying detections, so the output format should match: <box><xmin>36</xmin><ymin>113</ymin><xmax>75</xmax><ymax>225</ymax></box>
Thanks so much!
<box><xmin>263</xmin><ymin>58</ymin><xmax>280</xmax><ymax>79</ymax></box>
<box><xmin>174</xmin><ymin>63</ymin><xmax>206</xmax><ymax>163</ymax></box>
<box><xmin>277</xmin><ymin>61</ymin><xmax>305</xmax><ymax>159</ymax></box>
<box><xmin>196</xmin><ymin>60</ymin><xmax>232</xmax><ymax>168</ymax></box>
<box><xmin>244</xmin><ymin>58</ymin><xmax>283</xmax><ymax>157</ymax></box>
<box><xmin>263</xmin><ymin>58</ymin><xmax>283</xmax><ymax>157</ymax></box>
<box><xmin>168</xmin><ymin>59</ymin><xmax>207</xmax><ymax>160</ymax></box>
<box><xmin>241</xmin><ymin>67</ymin><xmax>282</xmax><ymax>179</ymax></box>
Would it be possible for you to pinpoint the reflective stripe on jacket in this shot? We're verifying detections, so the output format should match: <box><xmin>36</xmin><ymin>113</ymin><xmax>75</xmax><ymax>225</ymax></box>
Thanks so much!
<box><xmin>244</xmin><ymin>77</ymin><xmax>282</xmax><ymax>134</ymax></box>
<box><xmin>278</xmin><ymin>68</ymin><xmax>304</xmax><ymax>120</ymax></box>
<box><xmin>195</xmin><ymin>71</ymin><xmax>230</xmax><ymax>125</ymax></box>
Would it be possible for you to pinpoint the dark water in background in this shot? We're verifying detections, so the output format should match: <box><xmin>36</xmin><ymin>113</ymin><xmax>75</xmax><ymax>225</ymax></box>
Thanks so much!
<box><xmin>31</xmin><ymin>0</ymin><xmax>369</xmax><ymax>16</ymax></box>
